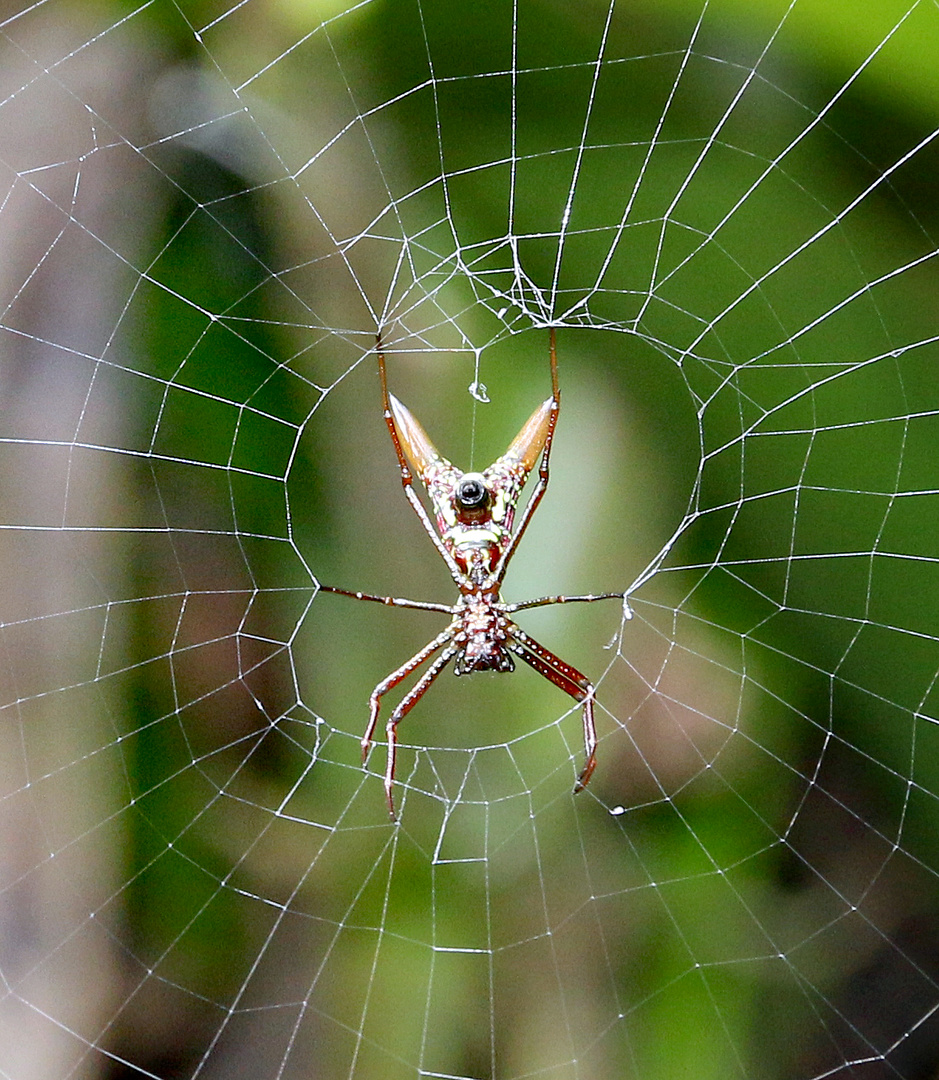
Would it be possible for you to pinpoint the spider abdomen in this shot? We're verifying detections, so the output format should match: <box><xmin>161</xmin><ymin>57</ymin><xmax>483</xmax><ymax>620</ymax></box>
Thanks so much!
<box><xmin>454</xmin><ymin>647</ymin><xmax>516</xmax><ymax>676</ymax></box>
<box><xmin>454</xmin><ymin>598</ymin><xmax>515</xmax><ymax>675</ymax></box>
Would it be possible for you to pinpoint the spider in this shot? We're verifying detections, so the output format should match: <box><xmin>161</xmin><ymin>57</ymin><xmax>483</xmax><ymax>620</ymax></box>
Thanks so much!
<box><xmin>322</xmin><ymin>328</ymin><xmax>623</xmax><ymax>818</ymax></box>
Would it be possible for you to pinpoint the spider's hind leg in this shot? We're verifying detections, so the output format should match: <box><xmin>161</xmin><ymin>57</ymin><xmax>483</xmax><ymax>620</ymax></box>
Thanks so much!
<box><xmin>363</xmin><ymin>626</ymin><xmax>455</xmax><ymax>765</ymax></box>
<box><xmin>508</xmin><ymin>626</ymin><xmax>599</xmax><ymax>793</ymax></box>
<box><xmin>380</xmin><ymin>644</ymin><xmax>458</xmax><ymax>819</ymax></box>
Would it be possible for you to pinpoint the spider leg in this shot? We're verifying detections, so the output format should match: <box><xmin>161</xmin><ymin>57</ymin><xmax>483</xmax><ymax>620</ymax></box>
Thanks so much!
<box><xmin>363</xmin><ymin>624</ymin><xmax>456</xmax><ymax>766</ymax></box>
<box><xmin>508</xmin><ymin>624</ymin><xmax>599</xmax><ymax>793</ymax></box>
<box><xmin>319</xmin><ymin>584</ymin><xmax>455</xmax><ymax>614</ymax></box>
<box><xmin>502</xmin><ymin>591</ymin><xmax>624</xmax><ymax>613</ymax></box>
<box><xmin>494</xmin><ymin>326</ymin><xmax>560</xmax><ymax>585</ymax></box>
<box><xmin>382</xmin><ymin>644</ymin><xmax>458</xmax><ymax>819</ymax></box>
<box><xmin>376</xmin><ymin>335</ymin><xmax>464</xmax><ymax>585</ymax></box>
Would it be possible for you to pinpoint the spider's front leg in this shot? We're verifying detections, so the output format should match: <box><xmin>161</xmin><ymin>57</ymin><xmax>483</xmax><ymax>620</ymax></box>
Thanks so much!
<box><xmin>508</xmin><ymin>625</ymin><xmax>599</xmax><ymax>792</ymax></box>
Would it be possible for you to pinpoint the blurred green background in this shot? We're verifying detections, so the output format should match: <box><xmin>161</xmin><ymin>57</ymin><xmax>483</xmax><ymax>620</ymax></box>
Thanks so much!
<box><xmin>1</xmin><ymin>0</ymin><xmax>938</xmax><ymax>1077</ymax></box>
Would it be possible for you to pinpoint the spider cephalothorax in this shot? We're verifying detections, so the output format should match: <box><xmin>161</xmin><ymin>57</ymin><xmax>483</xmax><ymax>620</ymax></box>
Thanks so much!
<box><xmin>323</xmin><ymin>329</ymin><xmax>622</xmax><ymax>818</ymax></box>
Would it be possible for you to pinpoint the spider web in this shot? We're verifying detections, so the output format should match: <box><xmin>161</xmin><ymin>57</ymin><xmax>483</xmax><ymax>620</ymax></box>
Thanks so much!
<box><xmin>2</xmin><ymin>0</ymin><xmax>939</xmax><ymax>1077</ymax></box>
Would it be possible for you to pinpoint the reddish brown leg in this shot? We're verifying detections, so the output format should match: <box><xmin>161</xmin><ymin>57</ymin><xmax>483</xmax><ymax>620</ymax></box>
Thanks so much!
<box><xmin>383</xmin><ymin>645</ymin><xmax>458</xmax><ymax>819</ymax></box>
<box><xmin>509</xmin><ymin>626</ymin><xmax>598</xmax><ymax>793</ymax></box>
<box><xmin>504</xmin><ymin>591</ymin><xmax>623</xmax><ymax>613</ymax></box>
<box><xmin>319</xmin><ymin>584</ymin><xmax>454</xmax><ymax>614</ymax></box>
<box><xmin>363</xmin><ymin>625</ymin><xmax>456</xmax><ymax>764</ymax></box>
<box><xmin>494</xmin><ymin>327</ymin><xmax>560</xmax><ymax>584</ymax></box>
<box><xmin>376</xmin><ymin>336</ymin><xmax>463</xmax><ymax>583</ymax></box>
